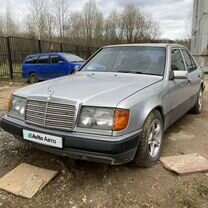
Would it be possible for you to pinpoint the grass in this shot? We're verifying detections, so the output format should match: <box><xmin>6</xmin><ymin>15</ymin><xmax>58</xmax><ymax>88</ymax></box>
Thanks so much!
<box><xmin>174</xmin><ymin>187</ymin><xmax>198</xmax><ymax>208</ymax></box>
<box><xmin>0</xmin><ymin>73</ymin><xmax>24</xmax><ymax>82</ymax></box>
<box><xmin>0</xmin><ymin>64</ymin><xmax>23</xmax><ymax>80</ymax></box>
<box><xmin>195</xmin><ymin>183</ymin><xmax>208</xmax><ymax>197</ymax></box>
<box><xmin>166</xmin><ymin>177</ymin><xmax>208</xmax><ymax>208</ymax></box>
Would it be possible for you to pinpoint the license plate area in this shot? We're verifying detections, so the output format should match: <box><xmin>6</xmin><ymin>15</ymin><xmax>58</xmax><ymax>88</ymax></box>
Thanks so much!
<box><xmin>23</xmin><ymin>129</ymin><xmax>63</xmax><ymax>149</ymax></box>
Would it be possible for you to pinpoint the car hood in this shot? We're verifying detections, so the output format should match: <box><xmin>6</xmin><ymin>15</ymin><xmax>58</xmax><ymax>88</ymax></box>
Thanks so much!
<box><xmin>70</xmin><ymin>61</ymin><xmax>85</xmax><ymax>65</ymax></box>
<box><xmin>15</xmin><ymin>71</ymin><xmax>162</xmax><ymax>107</ymax></box>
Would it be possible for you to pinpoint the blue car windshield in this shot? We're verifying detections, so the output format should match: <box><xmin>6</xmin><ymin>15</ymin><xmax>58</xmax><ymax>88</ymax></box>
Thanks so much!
<box><xmin>62</xmin><ymin>53</ymin><xmax>84</xmax><ymax>62</ymax></box>
<box><xmin>81</xmin><ymin>46</ymin><xmax>166</xmax><ymax>76</ymax></box>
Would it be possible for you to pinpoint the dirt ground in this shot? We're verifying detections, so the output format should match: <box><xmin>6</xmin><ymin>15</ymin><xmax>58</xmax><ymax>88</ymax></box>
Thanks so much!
<box><xmin>1</xmin><ymin>78</ymin><xmax>208</xmax><ymax>208</ymax></box>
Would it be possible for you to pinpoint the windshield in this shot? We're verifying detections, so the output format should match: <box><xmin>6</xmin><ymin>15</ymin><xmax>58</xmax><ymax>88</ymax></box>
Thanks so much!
<box><xmin>62</xmin><ymin>53</ymin><xmax>84</xmax><ymax>62</ymax></box>
<box><xmin>81</xmin><ymin>46</ymin><xmax>166</xmax><ymax>76</ymax></box>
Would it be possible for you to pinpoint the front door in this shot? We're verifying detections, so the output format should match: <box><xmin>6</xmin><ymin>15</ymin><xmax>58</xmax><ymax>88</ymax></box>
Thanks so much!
<box><xmin>50</xmin><ymin>55</ymin><xmax>68</xmax><ymax>78</ymax></box>
<box><xmin>164</xmin><ymin>48</ymin><xmax>190</xmax><ymax>128</ymax></box>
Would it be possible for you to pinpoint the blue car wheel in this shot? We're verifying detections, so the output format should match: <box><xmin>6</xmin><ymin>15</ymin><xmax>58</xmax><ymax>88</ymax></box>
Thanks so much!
<box><xmin>29</xmin><ymin>73</ymin><xmax>39</xmax><ymax>84</ymax></box>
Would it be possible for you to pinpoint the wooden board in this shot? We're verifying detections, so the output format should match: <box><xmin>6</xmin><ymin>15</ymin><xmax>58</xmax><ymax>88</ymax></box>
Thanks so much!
<box><xmin>0</xmin><ymin>163</ymin><xmax>58</xmax><ymax>198</ymax></box>
<box><xmin>160</xmin><ymin>153</ymin><xmax>208</xmax><ymax>175</ymax></box>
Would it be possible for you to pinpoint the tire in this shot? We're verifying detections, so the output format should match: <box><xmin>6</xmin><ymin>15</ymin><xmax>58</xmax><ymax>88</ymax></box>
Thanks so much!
<box><xmin>28</xmin><ymin>73</ymin><xmax>39</xmax><ymax>84</ymax></box>
<box><xmin>191</xmin><ymin>87</ymin><xmax>203</xmax><ymax>114</ymax></box>
<box><xmin>133</xmin><ymin>110</ymin><xmax>164</xmax><ymax>167</ymax></box>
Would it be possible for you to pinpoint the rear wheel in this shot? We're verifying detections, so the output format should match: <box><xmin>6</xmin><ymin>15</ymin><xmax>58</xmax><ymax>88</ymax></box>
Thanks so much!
<box><xmin>133</xmin><ymin>110</ymin><xmax>164</xmax><ymax>167</ymax></box>
<box><xmin>28</xmin><ymin>73</ymin><xmax>39</xmax><ymax>84</ymax></box>
<box><xmin>191</xmin><ymin>87</ymin><xmax>203</xmax><ymax>114</ymax></box>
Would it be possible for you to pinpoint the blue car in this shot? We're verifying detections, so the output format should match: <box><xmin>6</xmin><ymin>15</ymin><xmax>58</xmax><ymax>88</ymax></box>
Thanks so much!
<box><xmin>22</xmin><ymin>53</ymin><xmax>85</xmax><ymax>83</ymax></box>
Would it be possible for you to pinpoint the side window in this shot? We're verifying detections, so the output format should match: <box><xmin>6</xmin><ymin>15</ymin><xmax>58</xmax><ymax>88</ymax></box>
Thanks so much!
<box><xmin>190</xmin><ymin>56</ymin><xmax>197</xmax><ymax>71</ymax></box>
<box><xmin>181</xmin><ymin>49</ymin><xmax>197</xmax><ymax>72</ymax></box>
<box><xmin>25</xmin><ymin>56</ymin><xmax>38</xmax><ymax>64</ymax></box>
<box><xmin>37</xmin><ymin>55</ymin><xmax>49</xmax><ymax>64</ymax></box>
<box><xmin>51</xmin><ymin>56</ymin><xmax>64</xmax><ymax>64</ymax></box>
<box><xmin>181</xmin><ymin>49</ymin><xmax>196</xmax><ymax>72</ymax></box>
<box><xmin>171</xmin><ymin>49</ymin><xmax>186</xmax><ymax>71</ymax></box>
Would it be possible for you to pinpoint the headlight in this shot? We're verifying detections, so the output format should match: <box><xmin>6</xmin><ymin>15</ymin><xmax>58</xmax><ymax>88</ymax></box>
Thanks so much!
<box><xmin>78</xmin><ymin>107</ymin><xmax>114</xmax><ymax>130</ymax></box>
<box><xmin>78</xmin><ymin>107</ymin><xmax>130</xmax><ymax>131</ymax></box>
<box><xmin>8</xmin><ymin>96</ymin><xmax>26</xmax><ymax>120</ymax></box>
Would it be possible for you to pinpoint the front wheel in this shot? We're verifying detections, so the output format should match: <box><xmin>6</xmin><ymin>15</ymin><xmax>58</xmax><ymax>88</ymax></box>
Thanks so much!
<box><xmin>133</xmin><ymin>110</ymin><xmax>164</xmax><ymax>167</ymax></box>
<box><xmin>191</xmin><ymin>87</ymin><xmax>203</xmax><ymax>114</ymax></box>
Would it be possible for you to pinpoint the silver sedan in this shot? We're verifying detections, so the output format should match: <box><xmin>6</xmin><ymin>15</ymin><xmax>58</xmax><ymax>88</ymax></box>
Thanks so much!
<box><xmin>0</xmin><ymin>44</ymin><xmax>205</xmax><ymax>167</ymax></box>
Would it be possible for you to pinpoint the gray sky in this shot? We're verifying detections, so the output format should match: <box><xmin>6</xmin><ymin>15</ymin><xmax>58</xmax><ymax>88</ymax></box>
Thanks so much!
<box><xmin>0</xmin><ymin>0</ymin><xmax>193</xmax><ymax>40</ymax></box>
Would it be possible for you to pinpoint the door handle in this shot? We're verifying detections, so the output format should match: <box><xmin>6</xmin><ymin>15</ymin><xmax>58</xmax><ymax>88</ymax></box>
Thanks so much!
<box><xmin>187</xmin><ymin>79</ymin><xmax>191</xmax><ymax>84</ymax></box>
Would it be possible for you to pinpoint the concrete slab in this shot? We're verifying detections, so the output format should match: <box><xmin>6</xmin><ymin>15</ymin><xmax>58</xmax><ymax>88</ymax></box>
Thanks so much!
<box><xmin>160</xmin><ymin>153</ymin><xmax>208</xmax><ymax>175</ymax></box>
<box><xmin>0</xmin><ymin>163</ymin><xmax>58</xmax><ymax>198</ymax></box>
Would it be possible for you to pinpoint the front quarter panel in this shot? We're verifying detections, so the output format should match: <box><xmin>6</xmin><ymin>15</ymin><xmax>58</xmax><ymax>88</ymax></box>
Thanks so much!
<box><xmin>113</xmin><ymin>80</ymin><xmax>168</xmax><ymax>137</ymax></box>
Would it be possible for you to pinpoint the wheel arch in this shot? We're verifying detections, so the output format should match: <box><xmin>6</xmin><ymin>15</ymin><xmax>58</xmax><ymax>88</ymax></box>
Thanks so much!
<box><xmin>201</xmin><ymin>82</ymin><xmax>205</xmax><ymax>91</ymax></box>
<box><xmin>154</xmin><ymin>106</ymin><xmax>164</xmax><ymax>123</ymax></box>
<box><xmin>28</xmin><ymin>71</ymin><xmax>35</xmax><ymax>76</ymax></box>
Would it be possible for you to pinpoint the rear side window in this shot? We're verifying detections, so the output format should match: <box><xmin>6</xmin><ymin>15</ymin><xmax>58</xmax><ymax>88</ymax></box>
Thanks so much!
<box><xmin>37</xmin><ymin>56</ymin><xmax>49</xmax><ymax>64</ymax></box>
<box><xmin>62</xmin><ymin>53</ymin><xmax>84</xmax><ymax>62</ymax></box>
<box><xmin>181</xmin><ymin>49</ymin><xmax>197</xmax><ymax>72</ymax></box>
<box><xmin>51</xmin><ymin>55</ymin><xmax>64</xmax><ymax>64</ymax></box>
<box><xmin>171</xmin><ymin>49</ymin><xmax>186</xmax><ymax>71</ymax></box>
<box><xmin>25</xmin><ymin>56</ymin><xmax>38</xmax><ymax>64</ymax></box>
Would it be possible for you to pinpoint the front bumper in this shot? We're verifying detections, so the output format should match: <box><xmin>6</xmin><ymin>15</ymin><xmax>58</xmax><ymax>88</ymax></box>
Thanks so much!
<box><xmin>0</xmin><ymin>116</ymin><xmax>141</xmax><ymax>165</ymax></box>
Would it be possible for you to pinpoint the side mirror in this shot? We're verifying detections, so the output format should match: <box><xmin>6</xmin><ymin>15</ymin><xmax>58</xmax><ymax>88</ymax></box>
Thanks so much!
<box><xmin>58</xmin><ymin>60</ymin><xmax>65</xmax><ymax>64</ymax></box>
<box><xmin>74</xmin><ymin>65</ymin><xmax>80</xmax><ymax>70</ymax></box>
<box><xmin>70</xmin><ymin>65</ymin><xmax>81</xmax><ymax>74</ymax></box>
<box><xmin>173</xmin><ymin>71</ymin><xmax>188</xmax><ymax>79</ymax></box>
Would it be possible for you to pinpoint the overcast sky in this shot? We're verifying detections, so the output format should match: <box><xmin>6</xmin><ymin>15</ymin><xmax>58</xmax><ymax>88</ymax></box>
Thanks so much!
<box><xmin>0</xmin><ymin>0</ymin><xmax>194</xmax><ymax>40</ymax></box>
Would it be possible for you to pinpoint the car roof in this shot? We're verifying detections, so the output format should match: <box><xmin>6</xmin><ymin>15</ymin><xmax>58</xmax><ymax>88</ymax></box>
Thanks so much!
<box><xmin>104</xmin><ymin>43</ymin><xmax>186</xmax><ymax>48</ymax></box>
<box><xmin>27</xmin><ymin>52</ymin><xmax>70</xmax><ymax>57</ymax></box>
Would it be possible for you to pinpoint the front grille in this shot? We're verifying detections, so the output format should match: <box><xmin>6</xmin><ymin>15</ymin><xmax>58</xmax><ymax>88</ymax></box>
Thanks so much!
<box><xmin>25</xmin><ymin>100</ymin><xmax>76</xmax><ymax>130</ymax></box>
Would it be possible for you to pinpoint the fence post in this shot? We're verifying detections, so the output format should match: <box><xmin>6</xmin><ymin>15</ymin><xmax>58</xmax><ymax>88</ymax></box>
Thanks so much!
<box><xmin>88</xmin><ymin>47</ymin><xmax>91</xmax><ymax>58</ymax></box>
<box><xmin>38</xmin><ymin>39</ymin><xmax>42</xmax><ymax>53</ymax></box>
<box><xmin>6</xmin><ymin>37</ymin><xmax>13</xmax><ymax>79</ymax></box>
<box><xmin>76</xmin><ymin>45</ymin><xmax>79</xmax><ymax>56</ymax></box>
<box><xmin>60</xmin><ymin>43</ymin><xmax>63</xmax><ymax>52</ymax></box>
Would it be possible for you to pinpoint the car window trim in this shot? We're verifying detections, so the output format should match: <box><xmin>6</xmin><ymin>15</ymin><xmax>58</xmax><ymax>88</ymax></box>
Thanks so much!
<box><xmin>180</xmin><ymin>48</ymin><xmax>196</xmax><ymax>73</ymax></box>
<box><xmin>81</xmin><ymin>46</ymin><xmax>167</xmax><ymax>77</ymax></box>
<box><xmin>50</xmin><ymin>55</ymin><xmax>60</xmax><ymax>64</ymax></box>
<box><xmin>37</xmin><ymin>55</ymin><xmax>50</xmax><ymax>64</ymax></box>
<box><xmin>25</xmin><ymin>55</ymin><xmax>39</xmax><ymax>64</ymax></box>
<box><xmin>187</xmin><ymin>50</ymin><xmax>197</xmax><ymax>71</ymax></box>
<box><xmin>170</xmin><ymin>47</ymin><xmax>187</xmax><ymax>72</ymax></box>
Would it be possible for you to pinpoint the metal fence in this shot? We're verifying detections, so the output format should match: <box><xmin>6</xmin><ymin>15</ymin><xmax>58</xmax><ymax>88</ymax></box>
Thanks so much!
<box><xmin>0</xmin><ymin>36</ymin><xmax>99</xmax><ymax>79</ymax></box>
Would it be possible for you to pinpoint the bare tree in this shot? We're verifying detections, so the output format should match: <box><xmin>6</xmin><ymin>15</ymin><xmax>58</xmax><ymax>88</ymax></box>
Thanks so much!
<box><xmin>53</xmin><ymin>0</ymin><xmax>70</xmax><ymax>40</ymax></box>
<box><xmin>45</xmin><ymin>12</ymin><xmax>56</xmax><ymax>41</ymax></box>
<box><xmin>4</xmin><ymin>2</ymin><xmax>19</xmax><ymax>36</ymax></box>
<box><xmin>26</xmin><ymin>0</ymin><xmax>48</xmax><ymax>39</ymax></box>
<box><xmin>120</xmin><ymin>4</ymin><xmax>139</xmax><ymax>43</ymax></box>
<box><xmin>1</xmin><ymin>0</ymin><xmax>161</xmax><ymax>46</ymax></box>
<box><xmin>82</xmin><ymin>0</ymin><xmax>103</xmax><ymax>45</ymax></box>
<box><xmin>68</xmin><ymin>12</ymin><xmax>85</xmax><ymax>44</ymax></box>
<box><xmin>119</xmin><ymin>4</ymin><xmax>160</xmax><ymax>43</ymax></box>
<box><xmin>104</xmin><ymin>11</ymin><xmax>119</xmax><ymax>44</ymax></box>
<box><xmin>24</xmin><ymin>14</ymin><xmax>36</xmax><ymax>38</ymax></box>
<box><xmin>0</xmin><ymin>15</ymin><xmax>4</xmax><ymax>36</ymax></box>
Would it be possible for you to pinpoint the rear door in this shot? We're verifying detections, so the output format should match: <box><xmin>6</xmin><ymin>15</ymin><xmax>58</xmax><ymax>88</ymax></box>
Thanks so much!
<box><xmin>36</xmin><ymin>55</ymin><xmax>50</xmax><ymax>80</ymax></box>
<box><xmin>23</xmin><ymin>55</ymin><xmax>39</xmax><ymax>79</ymax></box>
<box><xmin>181</xmin><ymin>49</ymin><xmax>201</xmax><ymax>97</ymax></box>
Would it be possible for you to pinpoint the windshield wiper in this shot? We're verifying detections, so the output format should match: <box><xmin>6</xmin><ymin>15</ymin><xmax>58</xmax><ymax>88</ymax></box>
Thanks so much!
<box><xmin>117</xmin><ymin>70</ymin><xmax>161</xmax><ymax>76</ymax></box>
<box><xmin>117</xmin><ymin>70</ymin><xmax>143</xmax><ymax>74</ymax></box>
